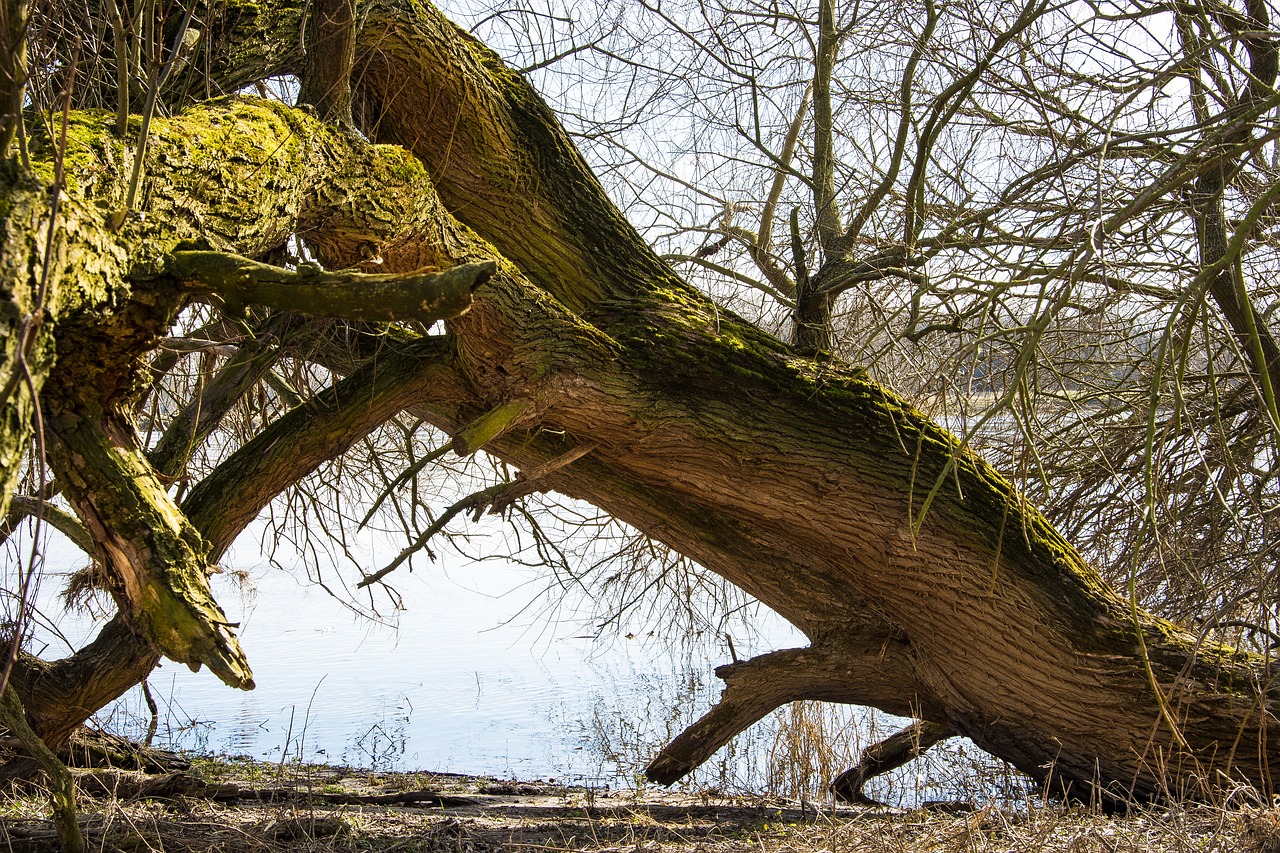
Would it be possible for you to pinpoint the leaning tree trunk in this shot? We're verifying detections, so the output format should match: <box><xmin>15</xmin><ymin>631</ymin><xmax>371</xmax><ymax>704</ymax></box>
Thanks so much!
<box><xmin>0</xmin><ymin>0</ymin><xmax>1274</xmax><ymax>808</ymax></box>
<box><xmin>345</xmin><ymin>0</ymin><xmax>1279</xmax><ymax>804</ymax></box>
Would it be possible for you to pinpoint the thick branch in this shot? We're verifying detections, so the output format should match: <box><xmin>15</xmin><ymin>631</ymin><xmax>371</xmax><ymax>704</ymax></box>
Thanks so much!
<box><xmin>5</xmin><ymin>616</ymin><xmax>158</xmax><ymax>749</ymax></box>
<box><xmin>357</xmin><ymin>0</ymin><xmax>672</xmax><ymax>311</ymax></box>
<box><xmin>159</xmin><ymin>252</ymin><xmax>491</xmax><ymax>323</ymax></box>
<box><xmin>0</xmin><ymin>495</ymin><xmax>93</xmax><ymax>553</ymax></box>
<box><xmin>45</xmin><ymin>406</ymin><xmax>252</xmax><ymax>689</ymax></box>
<box><xmin>183</xmin><ymin>337</ymin><xmax>466</xmax><ymax>557</ymax></box>
<box><xmin>299</xmin><ymin>0</ymin><xmax>356</xmax><ymax>125</ymax></box>
<box><xmin>830</xmin><ymin>720</ymin><xmax>956</xmax><ymax>805</ymax></box>
<box><xmin>646</xmin><ymin>639</ymin><xmax>926</xmax><ymax>785</ymax></box>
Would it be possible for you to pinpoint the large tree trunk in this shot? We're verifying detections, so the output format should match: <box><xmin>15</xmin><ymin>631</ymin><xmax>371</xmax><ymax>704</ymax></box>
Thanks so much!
<box><xmin>347</xmin><ymin>0</ymin><xmax>1279</xmax><ymax>803</ymax></box>
<box><xmin>0</xmin><ymin>0</ymin><xmax>1274</xmax><ymax>807</ymax></box>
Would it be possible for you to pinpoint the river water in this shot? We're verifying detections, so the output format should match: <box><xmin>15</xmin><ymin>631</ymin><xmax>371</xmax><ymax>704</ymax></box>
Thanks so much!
<box><xmin>10</xmin><ymin>518</ymin><xmax>1017</xmax><ymax>804</ymax></box>
<box><xmin>16</xmin><ymin>522</ymin><xmax>804</xmax><ymax>783</ymax></box>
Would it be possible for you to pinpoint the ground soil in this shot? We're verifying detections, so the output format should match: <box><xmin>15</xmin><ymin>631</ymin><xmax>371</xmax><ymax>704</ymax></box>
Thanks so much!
<box><xmin>0</xmin><ymin>755</ymin><xmax>1278</xmax><ymax>852</ymax></box>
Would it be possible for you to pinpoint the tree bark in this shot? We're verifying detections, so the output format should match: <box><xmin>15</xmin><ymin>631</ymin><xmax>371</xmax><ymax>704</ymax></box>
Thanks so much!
<box><xmin>0</xmin><ymin>92</ymin><xmax>479</xmax><ymax>736</ymax></box>
<box><xmin>351</xmin><ymin>0</ymin><xmax>1279</xmax><ymax>803</ymax></box>
<box><xmin>300</xmin><ymin>0</ymin><xmax>357</xmax><ymax>125</ymax></box>
<box><xmin>0</xmin><ymin>0</ymin><xmax>1276</xmax><ymax>808</ymax></box>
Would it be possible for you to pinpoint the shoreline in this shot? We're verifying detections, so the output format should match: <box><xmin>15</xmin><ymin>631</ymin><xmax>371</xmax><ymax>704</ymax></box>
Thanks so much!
<box><xmin>2</xmin><ymin>752</ymin><xmax>1277</xmax><ymax>852</ymax></box>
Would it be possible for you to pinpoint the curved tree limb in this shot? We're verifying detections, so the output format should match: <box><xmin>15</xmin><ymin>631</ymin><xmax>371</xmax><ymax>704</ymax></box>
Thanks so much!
<box><xmin>350</xmin><ymin>0</ymin><xmax>1280</xmax><ymax>801</ymax></box>
<box><xmin>183</xmin><ymin>337</ymin><xmax>467</xmax><ymax>557</ymax></box>
<box><xmin>647</xmin><ymin>639</ymin><xmax>930</xmax><ymax>786</ymax></box>
<box><xmin>830</xmin><ymin>720</ymin><xmax>956</xmax><ymax>805</ymax></box>
<box><xmin>45</xmin><ymin>406</ymin><xmax>253</xmax><ymax>689</ymax></box>
<box><xmin>0</xmin><ymin>495</ymin><xmax>93</xmax><ymax>554</ymax></box>
<box><xmin>4</xmin><ymin>616</ymin><xmax>159</xmax><ymax>750</ymax></box>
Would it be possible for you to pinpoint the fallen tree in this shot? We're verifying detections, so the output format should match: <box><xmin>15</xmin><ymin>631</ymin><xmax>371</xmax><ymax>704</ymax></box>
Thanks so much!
<box><xmin>0</xmin><ymin>0</ymin><xmax>1276</xmax><ymax>808</ymax></box>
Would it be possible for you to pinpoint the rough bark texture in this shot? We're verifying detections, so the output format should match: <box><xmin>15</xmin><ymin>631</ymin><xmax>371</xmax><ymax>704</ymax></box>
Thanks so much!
<box><xmin>4</xmin><ymin>617</ymin><xmax>158</xmax><ymax>750</ymax></box>
<box><xmin>349</xmin><ymin>0</ymin><xmax>1279</xmax><ymax>803</ymax></box>
<box><xmin>0</xmin><ymin>92</ymin><xmax>477</xmax><ymax>726</ymax></box>
<box><xmin>300</xmin><ymin>0</ymin><xmax>357</xmax><ymax>125</ymax></box>
<box><xmin>0</xmin><ymin>0</ymin><xmax>1276</xmax><ymax>807</ymax></box>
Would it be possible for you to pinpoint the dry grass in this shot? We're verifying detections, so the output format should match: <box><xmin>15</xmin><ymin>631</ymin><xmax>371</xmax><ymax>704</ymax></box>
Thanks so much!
<box><xmin>0</xmin><ymin>757</ymin><xmax>1276</xmax><ymax>853</ymax></box>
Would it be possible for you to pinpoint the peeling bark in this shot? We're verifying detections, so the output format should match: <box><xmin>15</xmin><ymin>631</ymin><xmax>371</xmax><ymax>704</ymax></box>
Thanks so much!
<box><xmin>44</xmin><ymin>403</ymin><xmax>253</xmax><ymax>688</ymax></box>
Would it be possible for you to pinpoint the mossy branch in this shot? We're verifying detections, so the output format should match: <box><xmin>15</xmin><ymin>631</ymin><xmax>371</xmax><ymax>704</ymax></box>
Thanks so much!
<box><xmin>48</xmin><ymin>408</ymin><xmax>254</xmax><ymax>691</ymax></box>
<box><xmin>0</xmin><ymin>495</ymin><xmax>94</xmax><ymax>553</ymax></box>
<box><xmin>183</xmin><ymin>338</ymin><xmax>464</xmax><ymax>557</ymax></box>
<box><xmin>0</xmin><ymin>0</ymin><xmax>28</xmax><ymax>163</ymax></box>
<box><xmin>451</xmin><ymin>399</ymin><xmax>535</xmax><ymax>456</ymax></box>
<box><xmin>156</xmin><ymin>252</ymin><xmax>493</xmax><ymax>322</ymax></box>
<box><xmin>0</xmin><ymin>684</ymin><xmax>85</xmax><ymax>853</ymax></box>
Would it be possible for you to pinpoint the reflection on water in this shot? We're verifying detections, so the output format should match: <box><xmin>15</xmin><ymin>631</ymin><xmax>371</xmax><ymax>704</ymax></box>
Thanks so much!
<box><xmin>16</xmin><ymin>523</ymin><xmax>1029</xmax><ymax>806</ymax></box>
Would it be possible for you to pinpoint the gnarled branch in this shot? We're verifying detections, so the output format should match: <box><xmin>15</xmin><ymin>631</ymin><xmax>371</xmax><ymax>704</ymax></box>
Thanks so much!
<box><xmin>157</xmin><ymin>252</ymin><xmax>492</xmax><ymax>324</ymax></box>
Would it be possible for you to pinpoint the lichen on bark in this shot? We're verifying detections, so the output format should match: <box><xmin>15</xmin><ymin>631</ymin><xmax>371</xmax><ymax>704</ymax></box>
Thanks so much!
<box><xmin>2</xmin><ymin>88</ymin><xmax>484</xmax><ymax>692</ymax></box>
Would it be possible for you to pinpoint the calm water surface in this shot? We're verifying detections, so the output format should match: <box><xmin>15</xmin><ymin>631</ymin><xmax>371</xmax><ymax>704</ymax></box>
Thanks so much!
<box><xmin>17</xmin><ymin>521</ymin><xmax>1019</xmax><ymax>804</ymax></box>
<box><xmin>24</xmin><ymin>523</ymin><xmax>806</xmax><ymax>786</ymax></box>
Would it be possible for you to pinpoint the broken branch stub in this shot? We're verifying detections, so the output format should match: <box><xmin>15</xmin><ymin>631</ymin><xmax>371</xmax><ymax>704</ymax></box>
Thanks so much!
<box><xmin>451</xmin><ymin>399</ymin><xmax>536</xmax><ymax>456</ymax></box>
